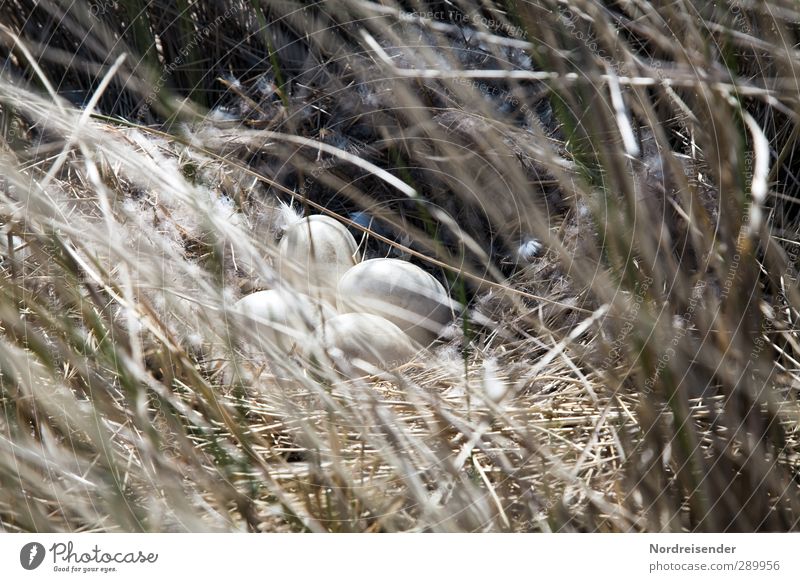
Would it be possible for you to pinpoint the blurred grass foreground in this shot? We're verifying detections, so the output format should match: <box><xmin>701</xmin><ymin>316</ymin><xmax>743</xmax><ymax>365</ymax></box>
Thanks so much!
<box><xmin>1</xmin><ymin>0</ymin><xmax>800</xmax><ymax>532</ymax></box>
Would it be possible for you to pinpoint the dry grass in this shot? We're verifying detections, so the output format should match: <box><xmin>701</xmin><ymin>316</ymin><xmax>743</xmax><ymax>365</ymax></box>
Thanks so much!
<box><xmin>0</xmin><ymin>0</ymin><xmax>799</xmax><ymax>532</ymax></box>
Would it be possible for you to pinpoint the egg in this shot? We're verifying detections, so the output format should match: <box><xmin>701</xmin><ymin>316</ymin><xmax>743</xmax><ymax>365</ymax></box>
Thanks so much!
<box><xmin>278</xmin><ymin>214</ymin><xmax>360</xmax><ymax>300</ymax></box>
<box><xmin>337</xmin><ymin>258</ymin><xmax>456</xmax><ymax>345</ymax></box>
<box><xmin>309</xmin><ymin>312</ymin><xmax>419</xmax><ymax>370</ymax></box>
<box><xmin>234</xmin><ymin>289</ymin><xmax>337</xmax><ymax>354</ymax></box>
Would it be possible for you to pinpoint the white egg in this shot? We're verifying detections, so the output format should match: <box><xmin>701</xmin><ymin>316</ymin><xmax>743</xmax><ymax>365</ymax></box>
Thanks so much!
<box><xmin>278</xmin><ymin>215</ymin><xmax>360</xmax><ymax>299</ymax></box>
<box><xmin>310</xmin><ymin>312</ymin><xmax>419</xmax><ymax>370</ymax></box>
<box><xmin>234</xmin><ymin>289</ymin><xmax>337</xmax><ymax>354</ymax></box>
<box><xmin>337</xmin><ymin>258</ymin><xmax>456</xmax><ymax>345</ymax></box>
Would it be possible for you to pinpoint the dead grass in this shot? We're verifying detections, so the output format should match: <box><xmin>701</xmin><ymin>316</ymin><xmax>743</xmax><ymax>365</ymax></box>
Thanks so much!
<box><xmin>0</xmin><ymin>0</ymin><xmax>799</xmax><ymax>532</ymax></box>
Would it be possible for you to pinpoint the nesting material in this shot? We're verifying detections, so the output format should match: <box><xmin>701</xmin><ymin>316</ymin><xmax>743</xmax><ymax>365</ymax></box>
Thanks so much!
<box><xmin>234</xmin><ymin>289</ymin><xmax>337</xmax><ymax>355</ymax></box>
<box><xmin>310</xmin><ymin>312</ymin><xmax>420</xmax><ymax>370</ymax></box>
<box><xmin>337</xmin><ymin>258</ymin><xmax>456</xmax><ymax>345</ymax></box>
<box><xmin>278</xmin><ymin>214</ymin><xmax>360</xmax><ymax>300</ymax></box>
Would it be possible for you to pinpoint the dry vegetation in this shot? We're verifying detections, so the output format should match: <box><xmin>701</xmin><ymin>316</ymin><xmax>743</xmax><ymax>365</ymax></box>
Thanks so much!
<box><xmin>1</xmin><ymin>0</ymin><xmax>800</xmax><ymax>532</ymax></box>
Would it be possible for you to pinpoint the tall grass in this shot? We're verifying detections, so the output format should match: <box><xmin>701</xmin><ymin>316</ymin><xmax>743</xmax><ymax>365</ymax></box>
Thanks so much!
<box><xmin>0</xmin><ymin>0</ymin><xmax>799</xmax><ymax>532</ymax></box>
